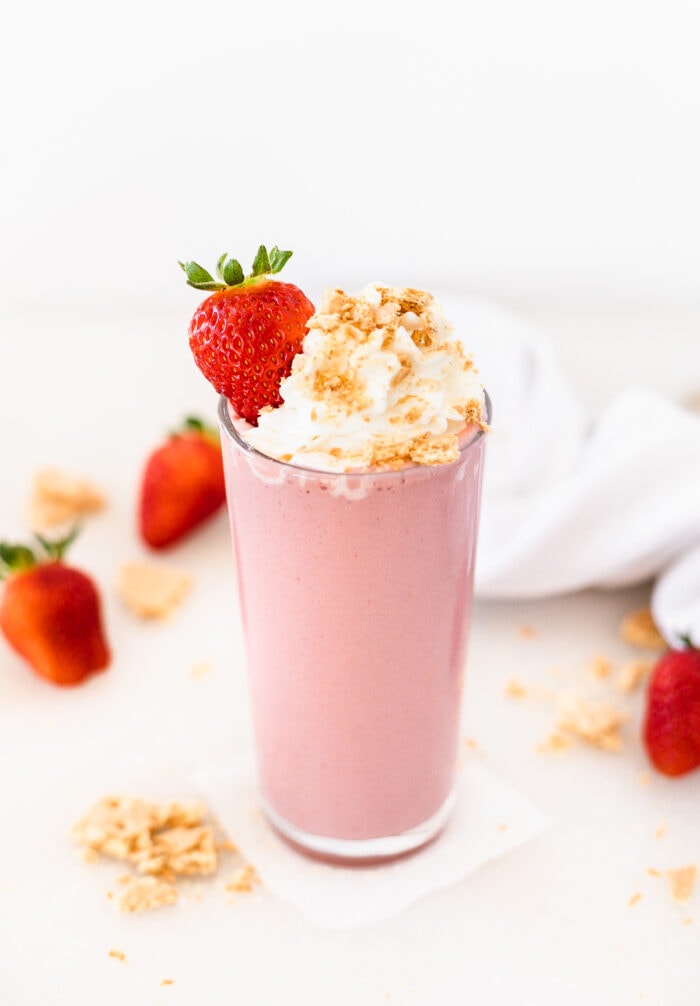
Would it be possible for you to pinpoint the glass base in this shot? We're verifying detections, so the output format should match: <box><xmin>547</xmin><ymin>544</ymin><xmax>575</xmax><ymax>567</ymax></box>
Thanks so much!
<box><xmin>261</xmin><ymin>790</ymin><xmax>456</xmax><ymax>866</ymax></box>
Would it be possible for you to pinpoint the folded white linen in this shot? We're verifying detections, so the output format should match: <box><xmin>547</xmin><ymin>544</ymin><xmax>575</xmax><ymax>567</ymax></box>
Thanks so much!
<box><xmin>438</xmin><ymin>295</ymin><xmax>700</xmax><ymax>614</ymax></box>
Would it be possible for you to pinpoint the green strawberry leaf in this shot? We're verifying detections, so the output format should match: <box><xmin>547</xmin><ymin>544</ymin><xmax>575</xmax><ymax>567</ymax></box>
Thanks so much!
<box><xmin>36</xmin><ymin>527</ymin><xmax>79</xmax><ymax>562</ymax></box>
<box><xmin>269</xmin><ymin>246</ymin><xmax>293</xmax><ymax>273</ymax></box>
<box><xmin>222</xmin><ymin>257</ymin><xmax>245</xmax><ymax>287</ymax></box>
<box><xmin>215</xmin><ymin>253</ymin><xmax>228</xmax><ymax>281</ymax></box>
<box><xmin>179</xmin><ymin>260</ymin><xmax>226</xmax><ymax>291</ymax></box>
<box><xmin>0</xmin><ymin>543</ymin><xmax>37</xmax><ymax>578</ymax></box>
<box><xmin>180</xmin><ymin>244</ymin><xmax>294</xmax><ymax>292</ymax></box>
<box><xmin>251</xmin><ymin>245</ymin><xmax>271</xmax><ymax>277</ymax></box>
<box><xmin>679</xmin><ymin>632</ymin><xmax>697</xmax><ymax>650</ymax></box>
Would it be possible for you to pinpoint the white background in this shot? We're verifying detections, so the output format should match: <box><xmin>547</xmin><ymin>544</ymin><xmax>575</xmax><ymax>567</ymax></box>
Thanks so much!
<box><xmin>1</xmin><ymin>0</ymin><xmax>699</xmax><ymax>316</ymax></box>
<box><xmin>2</xmin><ymin>4</ymin><xmax>700</xmax><ymax>1005</ymax></box>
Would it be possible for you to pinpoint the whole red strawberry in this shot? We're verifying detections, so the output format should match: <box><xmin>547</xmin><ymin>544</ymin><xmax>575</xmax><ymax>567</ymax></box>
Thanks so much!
<box><xmin>139</xmin><ymin>417</ymin><xmax>226</xmax><ymax>549</ymax></box>
<box><xmin>180</xmin><ymin>245</ymin><xmax>314</xmax><ymax>424</ymax></box>
<box><xmin>643</xmin><ymin>644</ymin><xmax>700</xmax><ymax>777</ymax></box>
<box><xmin>0</xmin><ymin>531</ymin><xmax>110</xmax><ymax>686</ymax></box>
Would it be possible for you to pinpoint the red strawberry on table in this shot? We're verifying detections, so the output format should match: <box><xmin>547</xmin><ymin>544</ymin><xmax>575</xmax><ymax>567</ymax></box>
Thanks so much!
<box><xmin>180</xmin><ymin>244</ymin><xmax>314</xmax><ymax>424</ymax></box>
<box><xmin>643</xmin><ymin>643</ymin><xmax>700</xmax><ymax>777</ymax></box>
<box><xmin>139</xmin><ymin>417</ymin><xmax>226</xmax><ymax>549</ymax></box>
<box><xmin>0</xmin><ymin>530</ymin><xmax>110</xmax><ymax>686</ymax></box>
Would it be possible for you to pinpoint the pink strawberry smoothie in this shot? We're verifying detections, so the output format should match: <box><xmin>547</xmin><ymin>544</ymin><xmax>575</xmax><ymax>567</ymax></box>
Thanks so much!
<box><xmin>219</xmin><ymin>403</ymin><xmax>488</xmax><ymax>845</ymax></box>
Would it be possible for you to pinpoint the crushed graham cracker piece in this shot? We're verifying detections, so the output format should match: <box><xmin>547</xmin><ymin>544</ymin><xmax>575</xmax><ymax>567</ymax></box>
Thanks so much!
<box><xmin>620</xmin><ymin>608</ymin><xmax>667</xmax><ymax>651</ymax></box>
<box><xmin>504</xmin><ymin>678</ymin><xmax>528</xmax><ymax>698</ymax></box>
<box><xmin>119</xmin><ymin>876</ymin><xmax>179</xmax><ymax>913</ymax></box>
<box><xmin>587</xmin><ymin>654</ymin><xmax>612</xmax><ymax>680</ymax></box>
<box><xmin>136</xmin><ymin>826</ymin><xmax>217</xmax><ymax>877</ymax></box>
<box><xmin>29</xmin><ymin>468</ymin><xmax>105</xmax><ymax>530</ymax></box>
<box><xmin>536</xmin><ymin>732</ymin><xmax>574</xmax><ymax>754</ymax></box>
<box><xmin>108</xmin><ymin>949</ymin><xmax>127</xmax><ymax>962</ymax></box>
<box><xmin>72</xmin><ymin>796</ymin><xmax>218</xmax><ymax>889</ymax></box>
<box><xmin>617</xmin><ymin>659</ymin><xmax>653</xmax><ymax>694</ymax></box>
<box><xmin>555</xmin><ymin>697</ymin><xmax>627</xmax><ymax>752</ymax></box>
<box><xmin>81</xmin><ymin>846</ymin><xmax>99</xmax><ymax>864</ymax></box>
<box><xmin>225</xmin><ymin>864</ymin><xmax>259</xmax><ymax>894</ymax></box>
<box><xmin>161</xmin><ymin>979</ymin><xmax>175</xmax><ymax>987</ymax></box>
<box><xmin>647</xmin><ymin>867</ymin><xmax>662</xmax><ymax>877</ymax></box>
<box><xmin>190</xmin><ymin>661</ymin><xmax>213</xmax><ymax>679</ymax></box>
<box><xmin>628</xmin><ymin>893</ymin><xmax>642</xmax><ymax>907</ymax></box>
<box><xmin>117</xmin><ymin>562</ymin><xmax>191</xmax><ymax>619</ymax></box>
<box><xmin>655</xmin><ymin>823</ymin><xmax>667</xmax><ymax>840</ymax></box>
<box><xmin>667</xmin><ymin>866</ymin><xmax>697</xmax><ymax>904</ymax></box>
<box><xmin>518</xmin><ymin>625</ymin><xmax>538</xmax><ymax>639</ymax></box>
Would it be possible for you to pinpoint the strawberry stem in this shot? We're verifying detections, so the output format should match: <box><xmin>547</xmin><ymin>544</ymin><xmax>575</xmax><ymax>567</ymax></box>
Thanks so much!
<box><xmin>0</xmin><ymin>529</ymin><xmax>79</xmax><ymax>578</ymax></box>
<box><xmin>179</xmin><ymin>244</ymin><xmax>293</xmax><ymax>292</ymax></box>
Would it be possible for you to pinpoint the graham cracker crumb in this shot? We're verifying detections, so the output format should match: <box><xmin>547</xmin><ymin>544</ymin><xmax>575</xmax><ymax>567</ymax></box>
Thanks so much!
<box><xmin>587</xmin><ymin>654</ymin><xmax>612</xmax><ymax>680</ymax></box>
<box><xmin>161</xmin><ymin>979</ymin><xmax>175</xmax><ymax>987</ymax></box>
<box><xmin>117</xmin><ymin>562</ymin><xmax>191</xmax><ymax>619</ymax></box>
<box><xmin>655</xmin><ymin>823</ymin><xmax>667</xmax><ymax>840</ymax></box>
<box><xmin>190</xmin><ymin>661</ymin><xmax>213</xmax><ymax>680</ymax></box>
<box><xmin>518</xmin><ymin>625</ymin><xmax>538</xmax><ymax>639</ymax></box>
<box><xmin>73</xmin><ymin>796</ymin><xmax>224</xmax><ymax>911</ymax></box>
<box><xmin>504</xmin><ymin>678</ymin><xmax>528</xmax><ymax>698</ymax></box>
<box><xmin>620</xmin><ymin>608</ymin><xmax>666</xmax><ymax>651</ymax></box>
<box><xmin>109</xmin><ymin>949</ymin><xmax>127</xmax><ymax>962</ymax></box>
<box><xmin>667</xmin><ymin>866</ymin><xmax>697</xmax><ymax>904</ymax></box>
<box><xmin>81</xmin><ymin>846</ymin><xmax>99</xmax><ymax>864</ymax></box>
<box><xmin>617</xmin><ymin>659</ymin><xmax>653</xmax><ymax>694</ymax></box>
<box><xmin>536</xmin><ymin>732</ymin><xmax>574</xmax><ymax>754</ymax></box>
<box><xmin>628</xmin><ymin>893</ymin><xmax>642</xmax><ymax>907</ymax></box>
<box><xmin>217</xmin><ymin>839</ymin><xmax>238</xmax><ymax>854</ymax></box>
<box><xmin>225</xmin><ymin>864</ymin><xmax>259</xmax><ymax>894</ymax></box>
<box><xmin>555</xmin><ymin>696</ymin><xmax>627</xmax><ymax>751</ymax></box>
<box><xmin>30</xmin><ymin>468</ymin><xmax>105</xmax><ymax>530</ymax></box>
<box><xmin>119</xmin><ymin>875</ymin><xmax>178</xmax><ymax>913</ymax></box>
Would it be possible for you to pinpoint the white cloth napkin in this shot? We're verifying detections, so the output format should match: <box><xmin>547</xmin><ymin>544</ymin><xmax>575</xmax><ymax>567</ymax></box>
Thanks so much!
<box><xmin>439</xmin><ymin>295</ymin><xmax>700</xmax><ymax>628</ymax></box>
<box><xmin>193</xmin><ymin>755</ymin><xmax>549</xmax><ymax>930</ymax></box>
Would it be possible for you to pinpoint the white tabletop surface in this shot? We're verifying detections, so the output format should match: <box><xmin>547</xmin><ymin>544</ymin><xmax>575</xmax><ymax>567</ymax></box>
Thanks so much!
<box><xmin>1</xmin><ymin>302</ymin><xmax>699</xmax><ymax>1005</ymax></box>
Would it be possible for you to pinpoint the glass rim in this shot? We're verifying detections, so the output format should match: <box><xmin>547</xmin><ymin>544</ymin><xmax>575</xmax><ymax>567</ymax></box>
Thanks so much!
<box><xmin>218</xmin><ymin>389</ymin><xmax>491</xmax><ymax>478</ymax></box>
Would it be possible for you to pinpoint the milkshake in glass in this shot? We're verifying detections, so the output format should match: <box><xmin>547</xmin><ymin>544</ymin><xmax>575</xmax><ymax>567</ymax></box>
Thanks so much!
<box><xmin>217</xmin><ymin>283</ymin><xmax>489</xmax><ymax>862</ymax></box>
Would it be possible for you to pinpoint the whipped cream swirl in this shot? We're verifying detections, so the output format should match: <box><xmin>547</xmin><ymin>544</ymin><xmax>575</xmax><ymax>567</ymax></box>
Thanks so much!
<box><xmin>243</xmin><ymin>283</ymin><xmax>486</xmax><ymax>472</ymax></box>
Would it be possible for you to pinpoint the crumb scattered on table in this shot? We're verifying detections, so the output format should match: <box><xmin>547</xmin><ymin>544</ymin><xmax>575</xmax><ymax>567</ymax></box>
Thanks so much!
<box><xmin>119</xmin><ymin>875</ymin><xmax>179</xmax><ymax>913</ymax></box>
<box><xmin>628</xmin><ymin>892</ymin><xmax>642</xmax><ymax>907</ymax></box>
<box><xmin>161</xmin><ymin>979</ymin><xmax>175</xmax><ymax>987</ymax></box>
<box><xmin>117</xmin><ymin>562</ymin><xmax>191</xmax><ymax>619</ymax></box>
<box><xmin>504</xmin><ymin>678</ymin><xmax>528</xmax><ymax>698</ymax></box>
<box><xmin>190</xmin><ymin>661</ymin><xmax>213</xmax><ymax>679</ymax></box>
<box><xmin>554</xmin><ymin>696</ymin><xmax>627</xmax><ymax>752</ymax></box>
<box><xmin>536</xmin><ymin>732</ymin><xmax>574</xmax><ymax>755</ymax></box>
<box><xmin>518</xmin><ymin>625</ymin><xmax>538</xmax><ymax>639</ymax></box>
<box><xmin>108</xmin><ymin>949</ymin><xmax>127</xmax><ymax>962</ymax></box>
<box><xmin>587</xmin><ymin>654</ymin><xmax>612</xmax><ymax>680</ymax></box>
<box><xmin>620</xmin><ymin>607</ymin><xmax>666</xmax><ymax>651</ymax></box>
<box><xmin>655</xmin><ymin>823</ymin><xmax>667</xmax><ymax>840</ymax></box>
<box><xmin>616</xmin><ymin>660</ymin><xmax>653</xmax><ymax>694</ymax></box>
<box><xmin>30</xmin><ymin>468</ymin><xmax>105</xmax><ymax>530</ymax></box>
<box><xmin>667</xmin><ymin>866</ymin><xmax>697</xmax><ymax>904</ymax></box>
<box><xmin>225</xmin><ymin>864</ymin><xmax>259</xmax><ymax>894</ymax></box>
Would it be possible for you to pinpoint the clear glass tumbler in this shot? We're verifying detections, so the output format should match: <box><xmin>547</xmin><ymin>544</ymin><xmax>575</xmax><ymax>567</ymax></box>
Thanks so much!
<box><xmin>218</xmin><ymin>394</ymin><xmax>490</xmax><ymax>863</ymax></box>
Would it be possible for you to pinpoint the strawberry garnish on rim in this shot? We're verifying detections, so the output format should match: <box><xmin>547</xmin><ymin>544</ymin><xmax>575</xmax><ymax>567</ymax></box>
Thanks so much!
<box><xmin>180</xmin><ymin>244</ymin><xmax>314</xmax><ymax>425</ymax></box>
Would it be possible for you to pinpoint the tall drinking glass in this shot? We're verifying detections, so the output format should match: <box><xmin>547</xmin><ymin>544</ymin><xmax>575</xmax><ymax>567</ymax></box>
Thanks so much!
<box><xmin>218</xmin><ymin>394</ymin><xmax>490</xmax><ymax>863</ymax></box>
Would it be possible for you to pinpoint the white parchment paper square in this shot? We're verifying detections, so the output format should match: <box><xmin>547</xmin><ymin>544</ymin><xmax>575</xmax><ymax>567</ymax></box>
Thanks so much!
<box><xmin>193</xmin><ymin>756</ymin><xmax>549</xmax><ymax>929</ymax></box>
